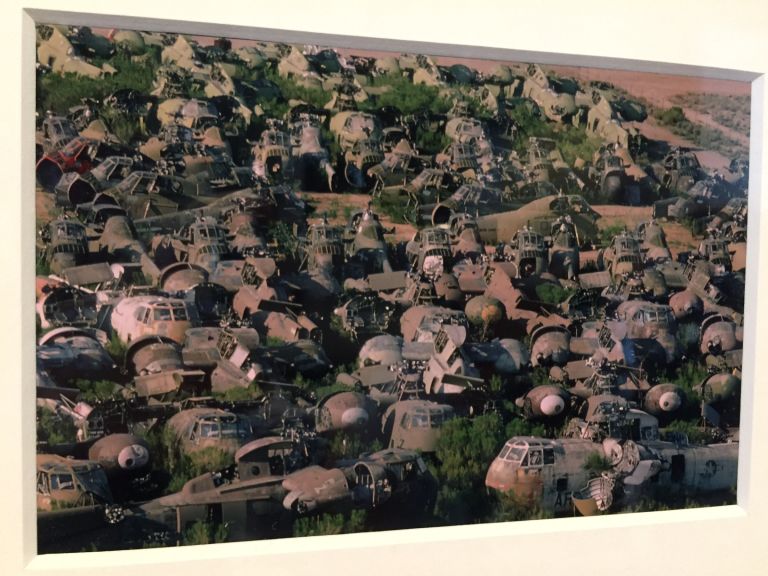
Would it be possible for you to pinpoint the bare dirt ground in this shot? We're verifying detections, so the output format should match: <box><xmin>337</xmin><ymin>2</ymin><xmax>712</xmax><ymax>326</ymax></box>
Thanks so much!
<box><xmin>172</xmin><ymin>34</ymin><xmax>752</xmax><ymax>169</ymax></box>
<box><xmin>593</xmin><ymin>204</ymin><xmax>696</xmax><ymax>256</ymax></box>
<box><xmin>301</xmin><ymin>191</ymin><xmax>418</xmax><ymax>243</ymax></box>
<box><xmin>36</xmin><ymin>187</ymin><xmax>58</xmax><ymax>227</ymax></box>
<box><xmin>301</xmin><ymin>192</ymin><xmax>698</xmax><ymax>256</ymax></box>
<box><xmin>546</xmin><ymin>65</ymin><xmax>750</xmax><ymax>172</ymax></box>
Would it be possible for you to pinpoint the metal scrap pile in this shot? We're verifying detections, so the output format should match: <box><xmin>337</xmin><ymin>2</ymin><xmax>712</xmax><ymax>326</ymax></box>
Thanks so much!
<box><xmin>34</xmin><ymin>26</ymin><xmax>747</xmax><ymax>551</ymax></box>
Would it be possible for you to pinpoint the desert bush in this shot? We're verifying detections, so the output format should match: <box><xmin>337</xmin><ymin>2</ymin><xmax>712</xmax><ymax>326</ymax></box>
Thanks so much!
<box><xmin>293</xmin><ymin>509</ymin><xmax>367</xmax><ymax>537</ymax></box>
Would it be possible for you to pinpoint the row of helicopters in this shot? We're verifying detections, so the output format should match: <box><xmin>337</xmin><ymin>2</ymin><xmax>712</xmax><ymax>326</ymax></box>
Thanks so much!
<box><xmin>33</xmin><ymin>25</ymin><xmax>747</xmax><ymax>552</ymax></box>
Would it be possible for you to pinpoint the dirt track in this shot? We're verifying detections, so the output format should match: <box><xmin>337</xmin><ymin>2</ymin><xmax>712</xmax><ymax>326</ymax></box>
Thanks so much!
<box><xmin>302</xmin><ymin>192</ymin><xmax>698</xmax><ymax>255</ymax></box>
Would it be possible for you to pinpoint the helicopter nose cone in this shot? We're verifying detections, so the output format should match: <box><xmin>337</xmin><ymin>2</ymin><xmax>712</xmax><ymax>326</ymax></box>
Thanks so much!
<box><xmin>341</xmin><ymin>407</ymin><xmax>369</xmax><ymax>429</ymax></box>
<box><xmin>118</xmin><ymin>444</ymin><xmax>150</xmax><ymax>470</ymax></box>
<box><xmin>540</xmin><ymin>394</ymin><xmax>566</xmax><ymax>416</ymax></box>
<box><xmin>658</xmin><ymin>391</ymin><xmax>683</xmax><ymax>412</ymax></box>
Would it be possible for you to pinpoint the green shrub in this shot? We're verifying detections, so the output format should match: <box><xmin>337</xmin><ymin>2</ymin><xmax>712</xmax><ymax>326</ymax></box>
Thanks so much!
<box><xmin>37</xmin><ymin>407</ymin><xmax>78</xmax><ymax>445</ymax></box>
<box><xmin>37</xmin><ymin>52</ymin><xmax>159</xmax><ymax>115</ymax></box>
<box><xmin>535</xmin><ymin>283</ymin><xmax>574</xmax><ymax>305</ymax></box>
<box><xmin>293</xmin><ymin>509</ymin><xmax>367</xmax><ymax>537</ymax></box>
<box><xmin>368</xmin><ymin>75</ymin><xmax>451</xmax><ymax>115</ymax></box>
<box><xmin>664</xmin><ymin>420</ymin><xmax>709</xmax><ymax>445</ymax></box>
<box><xmin>182</xmin><ymin>520</ymin><xmax>229</xmax><ymax>546</ymax></box>
<box><xmin>489</xmin><ymin>490</ymin><xmax>554</xmax><ymax>523</ymax></box>
<box><xmin>72</xmin><ymin>378</ymin><xmax>119</xmax><ymax>403</ymax></box>
<box><xmin>582</xmin><ymin>452</ymin><xmax>613</xmax><ymax>477</ymax></box>
<box><xmin>599</xmin><ymin>224</ymin><xmax>625</xmax><ymax>247</ymax></box>
<box><xmin>432</xmin><ymin>414</ymin><xmax>507</xmax><ymax>523</ymax></box>
<box><xmin>327</xmin><ymin>432</ymin><xmax>382</xmax><ymax>462</ymax></box>
<box><xmin>654</xmin><ymin>106</ymin><xmax>687</xmax><ymax>126</ymax></box>
<box><xmin>105</xmin><ymin>333</ymin><xmax>128</xmax><ymax>365</ymax></box>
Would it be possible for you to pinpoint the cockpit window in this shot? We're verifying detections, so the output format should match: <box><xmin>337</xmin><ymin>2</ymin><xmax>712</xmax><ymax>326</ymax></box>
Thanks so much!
<box><xmin>198</xmin><ymin>421</ymin><xmax>219</xmax><ymax>438</ymax></box>
<box><xmin>172</xmin><ymin>304</ymin><xmax>188</xmax><ymax>321</ymax></box>
<box><xmin>49</xmin><ymin>473</ymin><xmax>75</xmax><ymax>490</ymax></box>
<box><xmin>194</xmin><ymin>415</ymin><xmax>247</xmax><ymax>441</ymax></box>
<box><xmin>527</xmin><ymin>449</ymin><xmax>543</xmax><ymax>467</ymax></box>
<box><xmin>502</xmin><ymin>444</ymin><xmax>527</xmax><ymax>462</ymax></box>
<box><xmin>154</xmin><ymin>307</ymin><xmax>172</xmax><ymax>321</ymax></box>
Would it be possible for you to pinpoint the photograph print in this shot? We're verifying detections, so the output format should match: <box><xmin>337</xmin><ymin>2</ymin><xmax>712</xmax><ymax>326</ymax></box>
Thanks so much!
<box><xmin>33</xmin><ymin>20</ymin><xmax>750</xmax><ymax>553</ymax></box>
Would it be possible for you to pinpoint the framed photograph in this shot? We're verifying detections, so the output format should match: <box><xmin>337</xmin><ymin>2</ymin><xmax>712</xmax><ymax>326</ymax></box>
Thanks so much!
<box><xmin>4</xmin><ymin>1</ymin><xmax>767</xmax><ymax>575</ymax></box>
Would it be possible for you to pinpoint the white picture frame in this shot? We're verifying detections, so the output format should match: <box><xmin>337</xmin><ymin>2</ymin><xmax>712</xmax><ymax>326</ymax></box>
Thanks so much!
<box><xmin>3</xmin><ymin>1</ymin><xmax>767</xmax><ymax>575</ymax></box>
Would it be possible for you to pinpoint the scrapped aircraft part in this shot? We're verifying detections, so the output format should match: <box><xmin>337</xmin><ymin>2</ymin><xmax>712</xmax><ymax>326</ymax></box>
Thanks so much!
<box><xmin>669</xmin><ymin>289</ymin><xmax>704</xmax><ymax>320</ymax></box>
<box><xmin>530</xmin><ymin>324</ymin><xmax>571</xmax><ymax>367</ymax></box>
<box><xmin>111</xmin><ymin>295</ymin><xmax>197</xmax><ymax>345</ymax></box>
<box><xmin>517</xmin><ymin>385</ymin><xmax>571</xmax><ymax>419</ymax></box>
<box><xmin>54</xmin><ymin>172</ymin><xmax>98</xmax><ymax>206</ymax></box>
<box><xmin>700</xmin><ymin>314</ymin><xmax>742</xmax><ymax>356</ymax></box>
<box><xmin>643</xmin><ymin>384</ymin><xmax>685</xmax><ymax>416</ymax></box>
<box><xmin>358</xmin><ymin>334</ymin><xmax>404</xmax><ymax>368</ymax></box>
<box><xmin>124</xmin><ymin>335</ymin><xmax>183</xmax><ymax>375</ymax></box>
<box><xmin>465</xmin><ymin>296</ymin><xmax>505</xmax><ymax>330</ymax></box>
<box><xmin>159</xmin><ymin>262</ymin><xmax>208</xmax><ymax>292</ymax></box>
<box><xmin>88</xmin><ymin>433</ymin><xmax>151</xmax><ymax>474</ymax></box>
<box><xmin>315</xmin><ymin>391</ymin><xmax>377</xmax><ymax>433</ymax></box>
<box><xmin>382</xmin><ymin>400</ymin><xmax>455</xmax><ymax>453</ymax></box>
<box><xmin>572</xmin><ymin>474</ymin><xmax>616</xmax><ymax>515</ymax></box>
<box><xmin>540</xmin><ymin>394</ymin><xmax>566</xmax><ymax>417</ymax></box>
<box><xmin>335</xmin><ymin>295</ymin><xmax>398</xmax><ymax>340</ymax></box>
<box><xmin>697</xmin><ymin>372</ymin><xmax>740</xmax><ymax>404</ymax></box>
<box><xmin>36</xmin><ymin>284</ymin><xmax>98</xmax><ymax>329</ymax></box>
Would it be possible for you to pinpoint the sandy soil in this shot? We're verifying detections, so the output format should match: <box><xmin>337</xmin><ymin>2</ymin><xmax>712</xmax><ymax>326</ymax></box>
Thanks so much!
<box><xmin>301</xmin><ymin>192</ymin><xmax>698</xmax><ymax>255</ymax></box>
<box><xmin>593</xmin><ymin>205</ymin><xmax>696</xmax><ymax>256</ymax></box>
<box><xmin>300</xmin><ymin>191</ymin><xmax>418</xmax><ymax>243</ymax></box>
<box><xmin>545</xmin><ymin>65</ymin><xmax>749</xmax><ymax>171</ymax></box>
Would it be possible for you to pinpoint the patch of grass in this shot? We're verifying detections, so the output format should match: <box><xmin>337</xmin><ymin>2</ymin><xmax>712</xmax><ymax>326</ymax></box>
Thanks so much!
<box><xmin>105</xmin><ymin>333</ymin><xmax>128</xmax><ymax>366</ymax></box>
<box><xmin>489</xmin><ymin>490</ymin><xmax>554</xmax><ymax>523</ymax></box>
<box><xmin>373</xmin><ymin>194</ymin><xmax>417</xmax><ymax>225</ymax></box>
<box><xmin>667</xmin><ymin>360</ymin><xmax>707</xmax><ymax>404</ymax></box>
<box><xmin>264</xmin><ymin>69</ymin><xmax>329</xmax><ymax>110</ymax></box>
<box><xmin>36</xmin><ymin>256</ymin><xmax>51</xmax><ymax>277</ymax></box>
<box><xmin>582</xmin><ymin>452</ymin><xmax>613</xmax><ymax>477</ymax></box>
<box><xmin>504</xmin><ymin>418</ymin><xmax>547</xmax><ymax>438</ymax></box>
<box><xmin>37</xmin><ymin>52</ymin><xmax>159</xmax><ymax>115</ymax></box>
<box><xmin>599</xmin><ymin>224</ymin><xmax>626</xmax><ymax>247</ymax></box>
<box><xmin>663</xmin><ymin>420</ymin><xmax>709</xmax><ymax>445</ymax></box>
<box><xmin>166</xmin><ymin>447</ymin><xmax>235</xmax><ymax>493</ymax></box>
<box><xmin>652</xmin><ymin>104</ymin><xmax>746</xmax><ymax>158</ymax></box>
<box><xmin>670</xmin><ymin>93</ymin><xmax>750</xmax><ymax>136</ymax></box>
<box><xmin>265</xmin><ymin>336</ymin><xmax>286</xmax><ymax>347</ymax></box>
<box><xmin>415</xmin><ymin>130</ymin><xmax>451</xmax><ymax>156</ymax></box>
<box><xmin>182</xmin><ymin>520</ymin><xmax>229</xmax><ymax>546</ymax></box>
<box><xmin>367</xmin><ymin>75</ymin><xmax>451</xmax><ymax>116</ymax></box>
<box><xmin>293</xmin><ymin>509</ymin><xmax>368</xmax><ymax>537</ymax></box>
<box><xmin>37</xmin><ymin>406</ymin><xmax>78</xmax><ymax>445</ymax></box>
<box><xmin>214</xmin><ymin>384</ymin><xmax>261</xmax><ymax>402</ymax></box>
<box><xmin>72</xmin><ymin>378</ymin><xmax>120</xmax><ymax>403</ymax></box>
<box><xmin>535</xmin><ymin>283</ymin><xmax>574</xmax><ymax>305</ymax></box>
<box><xmin>327</xmin><ymin>431</ymin><xmax>382</xmax><ymax>462</ymax></box>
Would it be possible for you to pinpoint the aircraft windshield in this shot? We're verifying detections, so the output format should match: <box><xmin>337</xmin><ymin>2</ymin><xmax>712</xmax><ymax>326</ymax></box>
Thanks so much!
<box><xmin>49</xmin><ymin>472</ymin><xmax>75</xmax><ymax>490</ymax></box>
<box><xmin>74</xmin><ymin>467</ymin><xmax>111</xmax><ymax>503</ymax></box>
<box><xmin>197</xmin><ymin>415</ymin><xmax>247</xmax><ymax>439</ymax></box>
<box><xmin>400</xmin><ymin>407</ymin><xmax>453</xmax><ymax>429</ymax></box>
<box><xmin>54</xmin><ymin>222</ymin><xmax>85</xmax><ymax>238</ymax></box>
<box><xmin>263</xmin><ymin>131</ymin><xmax>290</xmax><ymax>147</ymax></box>
<box><xmin>150</xmin><ymin>302</ymin><xmax>188</xmax><ymax>321</ymax></box>
<box><xmin>61</xmin><ymin>137</ymin><xmax>85</xmax><ymax>154</ymax></box>
<box><xmin>52</xmin><ymin>243</ymin><xmax>86</xmax><ymax>255</ymax></box>
<box><xmin>500</xmin><ymin>443</ymin><xmax>527</xmax><ymax>463</ymax></box>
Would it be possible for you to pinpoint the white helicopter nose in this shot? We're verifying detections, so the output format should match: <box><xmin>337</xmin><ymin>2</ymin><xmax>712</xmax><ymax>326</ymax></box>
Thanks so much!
<box><xmin>341</xmin><ymin>407</ymin><xmax>369</xmax><ymax>429</ymax></box>
<box><xmin>658</xmin><ymin>391</ymin><xmax>682</xmax><ymax>412</ymax></box>
<box><xmin>118</xmin><ymin>444</ymin><xmax>150</xmax><ymax>470</ymax></box>
<box><xmin>540</xmin><ymin>395</ymin><xmax>565</xmax><ymax>416</ymax></box>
